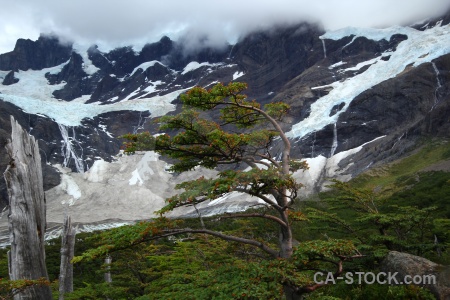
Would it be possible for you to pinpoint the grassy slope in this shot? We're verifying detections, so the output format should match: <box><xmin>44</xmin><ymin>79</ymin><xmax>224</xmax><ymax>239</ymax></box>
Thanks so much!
<box><xmin>351</xmin><ymin>138</ymin><xmax>450</xmax><ymax>197</ymax></box>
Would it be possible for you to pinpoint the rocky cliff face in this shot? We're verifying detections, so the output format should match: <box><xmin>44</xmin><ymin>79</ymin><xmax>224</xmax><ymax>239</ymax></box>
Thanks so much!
<box><xmin>0</xmin><ymin>35</ymin><xmax>72</xmax><ymax>71</ymax></box>
<box><xmin>0</xmin><ymin>11</ymin><xmax>449</xmax><ymax>228</ymax></box>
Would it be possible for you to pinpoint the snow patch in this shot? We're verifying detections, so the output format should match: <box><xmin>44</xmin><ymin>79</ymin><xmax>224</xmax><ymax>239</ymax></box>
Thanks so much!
<box><xmin>73</xmin><ymin>44</ymin><xmax>100</xmax><ymax>76</ymax></box>
<box><xmin>55</xmin><ymin>165</ymin><xmax>82</xmax><ymax>205</ymax></box>
<box><xmin>321</xmin><ymin>26</ymin><xmax>411</xmax><ymax>42</ymax></box>
<box><xmin>329</xmin><ymin>61</ymin><xmax>347</xmax><ymax>69</ymax></box>
<box><xmin>84</xmin><ymin>159</ymin><xmax>109</xmax><ymax>183</ymax></box>
<box><xmin>287</xmin><ymin>24</ymin><xmax>450</xmax><ymax>139</ymax></box>
<box><xmin>142</xmin><ymin>80</ymin><xmax>164</xmax><ymax>94</ymax></box>
<box><xmin>129</xmin><ymin>151</ymin><xmax>158</xmax><ymax>185</ymax></box>
<box><xmin>0</xmin><ymin>82</ymin><xmax>188</xmax><ymax>126</ymax></box>
<box><xmin>181</xmin><ymin>61</ymin><xmax>222</xmax><ymax>75</ymax></box>
<box><xmin>129</xmin><ymin>61</ymin><xmax>164</xmax><ymax>77</ymax></box>
<box><xmin>98</xmin><ymin>124</ymin><xmax>113</xmax><ymax>138</ymax></box>
<box><xmin>298</xmin><ymin>155</ymin><xmax>328</xmax><ymax>184</ymax></box>
<box><xmin>232</xmin><ymin>71</ymin><xmax>244</xmax><ymax>80</ymax></box>
<box><xmin>294</xmin><ymin>136</ymin><xmax>386</xmax><ymax>193</ymax></box>
<box><xmin>311</xmin><ymin>83</ymin><xmax>334</xmax><ymax>90</ymax></box>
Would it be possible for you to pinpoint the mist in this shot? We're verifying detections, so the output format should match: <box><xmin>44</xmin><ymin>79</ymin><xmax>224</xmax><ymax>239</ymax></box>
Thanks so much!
<box><xmin>0</xmin><ymin>0</ymin><xmax>449</xmax><ymax>54</ymax></box>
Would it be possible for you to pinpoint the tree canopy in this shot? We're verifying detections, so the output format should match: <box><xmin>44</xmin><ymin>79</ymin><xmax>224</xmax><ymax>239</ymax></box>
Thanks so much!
<box><xmin>77</xmin><ymin>82</ymin><xmax>362</xmax><ymax>299</ymax></box>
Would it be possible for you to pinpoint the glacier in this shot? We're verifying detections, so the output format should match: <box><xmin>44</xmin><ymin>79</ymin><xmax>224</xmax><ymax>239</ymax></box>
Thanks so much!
<box><xmin>287</xmin><ymin>23</ymin><xmax>450</xmax><ymax>139</ymax></box>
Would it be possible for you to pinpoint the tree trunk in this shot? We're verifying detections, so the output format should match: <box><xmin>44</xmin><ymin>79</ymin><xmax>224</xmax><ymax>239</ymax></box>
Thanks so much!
<box><xmin>279</xmin><ymin>211</ymin><xmax>294</xmax><ymax>259</ymax></box>
<box><xmin>283</xmin><ymin>285</ymin><xmax>305</xmax><ymax>300</ymax></box>
<box><xmin>3</xmin><ymin>116</ymin><xmax>52</xmax><ymax>300</ymax></box>
<box><xmin>59</xmin><ymin>215</ymin><xmax>76</xmax><ymax>300</ymax></box>
<box><xmin>104</xmin><ymin>255</ymin><xmax>112</xmax><ymax>300</ymax></box>
<box><xmin>104</xmin><ymin>255</ymin><xmax>112</xmax><ymax>283</ymax></box>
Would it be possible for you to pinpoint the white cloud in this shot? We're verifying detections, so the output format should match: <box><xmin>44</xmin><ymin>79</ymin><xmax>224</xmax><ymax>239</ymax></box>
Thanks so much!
<box><xmin>0</xmin><ymin>0</ymin><xmax>449</xmax><ymax>54</ymax></box>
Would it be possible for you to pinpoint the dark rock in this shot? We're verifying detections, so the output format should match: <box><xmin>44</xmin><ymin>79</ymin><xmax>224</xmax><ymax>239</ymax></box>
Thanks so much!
<box><xmin>164</xmin><ymin>43</ymin><xmax>230</xmax><ymax>71</ymax></box>
<box><xmin>105</xmin><ymin>46</ymin><xmax>141</xmax><ymax>77</ymax></box>
<box><xmin>2</xmin><ymin>70</ymin><xmax>19</xmax><ymax>85</ymax></box>
<box><xmin>87</xmin><ymin>74</ymin><xmax>120</xmax><ymax>103</ymax></box>
<box><xmin>329</xmin><ymin>102</ymin><xmax>346</xmax><ymax>117</ymax></box>
<box><xmin>140</xmin><ymin>36</ymin><xmax>173</xmax><ymax>62</ymax></box>
<box><xmin>0</xmin><ymin>35</ymin><xmax>72</xmax><ymax>71</ymax></box>
<box><xmin>289</xmin><ymin>52</ymin><xmax>450</xmax><ymax>179</ymax></box>
<box><xmin>413</xmin><ymin>7</ymin><xmax>450</xmax><ymax>30</ymax></box>
<box><xmin>381</xmin><ymin>251</ymin><xmax>450</xmax><ymax>300</ymax></box>
<box><xmin>232</xmin><ymin>23</ymin><xmax>325</xmax><ymax>97</ymax></box>
<box><xmin>46</xmin><ymin>52</ymin><xmax>93</xmax><ymax>100</ymax></box>
<box><xmin>102</xmin><ymin>36</ymin><xmax>174</xmax><ymax>77</ymax></box>
<box><xmin>144</xmin><ymin>62</ymin><xmax>173</xmax><ymax>81</ymax></box>
<box><xmin>94</xmin><ymin>110</ymin><xmax>153</xmax><ymax>137</ymax></box>
<box><xmin>87</xmin><ymin>45</ymin><xmax>113</xmax><ymax>73</ymax></box>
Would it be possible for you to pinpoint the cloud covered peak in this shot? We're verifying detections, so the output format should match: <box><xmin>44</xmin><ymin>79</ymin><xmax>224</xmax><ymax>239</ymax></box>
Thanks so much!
<box><xmin>1</xmin><ymin>0</ymin><xmax>450</xmax><ymax>54</ymax></box>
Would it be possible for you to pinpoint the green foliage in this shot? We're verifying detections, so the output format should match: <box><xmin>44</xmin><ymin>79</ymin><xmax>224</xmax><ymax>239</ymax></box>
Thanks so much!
<box><xmin>67</xmin><ymin>220</ymin><xmax>282</xmax><ymax>299</ymax></box>
<box><xmin>121</xmin><ymin>82</ymin><xmax>291</xmax><ymax>173</ymax></box>
<box><xmin>264</xmin><ymin>102</ymin><xmax>291</xmax><ymax>120</ymax></box>
<box><xmin>308</xmin><ymin>283</ymin><xmax>435</xmax><ymax>300</ymax></box>
<box><xmin>180</xmin><ymin>82</ymin><xmax>266</xmax><ymax>128</ymax></box>
<box><xmin>140</xmin><ymin>238</ymin><xmax>282</xmax><ymax>299</ymax></box>
<box><xmin>0</xmin><ymin>249</ymin><xmax>9</xmax><ymax>279</ymax></box>
<box><xmin>293</xmin><ymin>239</ymin><xmax>359</xmax><ymax>265</ymax></box>
<box><xmin>69</xmin><ymin>83</ymin><xmax>447</xmax><ymax>299</ymax></box>
<box><xmin>73</xmin><ymin>217</ymin><xmax>179</xmax><ymax>263</ymax></box>
<box><xmin>352</xmin><ymin>139</ymin><xmax>450</xmax><ymax>194</ymax></box>
<box><xmin>121</xmin><ymin>132</ymin><xmax>156</xmax><ymax>154</ymax></box>
<box><xmin>159</xmin><ymin>168</ymin><xmax>303</xmax><ymax>214</ymax></box>
<box><xmin>0</xmin><ymin>278</ymin><xmax>50</xmax><ymax>300</ymax></box>
<box><xmin>390</xmin><ymin>171</ymin><xmax>450</xmax><ymax>218</ymax></box>
<box><xmin>308</xmin><ymin>180</ymin><xmax>441</xmax><ymax>258</ymax></box>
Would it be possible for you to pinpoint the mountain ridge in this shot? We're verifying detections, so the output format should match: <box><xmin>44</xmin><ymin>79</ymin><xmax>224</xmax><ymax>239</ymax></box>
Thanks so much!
<box><xmin>0</xmin><ymin>12</ymin><xmax>449</xmax><ymax>230</ymax></box>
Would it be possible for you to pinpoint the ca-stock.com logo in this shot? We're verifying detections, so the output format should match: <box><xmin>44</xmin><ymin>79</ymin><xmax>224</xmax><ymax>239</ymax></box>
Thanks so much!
<box><xmin>313</xmin><ymin>272</ymin><xmax>436</xmax><ymax>285</ymax></box>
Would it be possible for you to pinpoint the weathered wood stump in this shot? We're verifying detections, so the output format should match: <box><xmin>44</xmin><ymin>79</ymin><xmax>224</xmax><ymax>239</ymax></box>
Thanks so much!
<box><xmin>59</xmin><ymin>215</ymin><xmax>76</xmax><ymax>300</ymax></box>
<box><xmin>4</xmin><ymin>116</ymin><xmax>52</xmax><ymax>299</ymax></box>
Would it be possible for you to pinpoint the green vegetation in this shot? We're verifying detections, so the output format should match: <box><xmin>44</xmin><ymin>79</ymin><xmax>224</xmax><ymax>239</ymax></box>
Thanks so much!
<box><xmin>352</xmin><ymin>139</ymin><xmax>450</xmax><ymax>194</ymax></box>
<box><xmin>1</xmin><ymin>166</ymin><xmax>447</xmax><ymax>299</ymax></box>
<box><xmin>0</xmin><ymin>83</ymin><xmax>448</xmax><ymax>299</ymax></box>
<box><xmin>75</xmin><ymin>82</ymin><xmax>362</xmax><ymax>299</ymax></box>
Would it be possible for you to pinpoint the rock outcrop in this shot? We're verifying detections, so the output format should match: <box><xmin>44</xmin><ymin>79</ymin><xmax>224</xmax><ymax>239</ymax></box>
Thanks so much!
<box><xmin>381</xmin><ymin>251</ymin><xmax>450</xmax><ymax>299</ymax></box>
<box><xmin>0</xmin><ymin>35</ymin><xmax>72</xmax><ymax>71</ymax></box>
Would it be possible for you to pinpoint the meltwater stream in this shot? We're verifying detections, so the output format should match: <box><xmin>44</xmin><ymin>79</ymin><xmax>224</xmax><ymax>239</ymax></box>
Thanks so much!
<box><xmin>58</xmin><ymin>123</ymin><xmax>84</xmax><ymax>173</ymax></box>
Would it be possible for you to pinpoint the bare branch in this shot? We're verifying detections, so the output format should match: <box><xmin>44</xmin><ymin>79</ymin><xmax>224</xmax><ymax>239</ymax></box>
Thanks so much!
<box><xmin>241</xmin><ymin>156</ymin><xmax>273</xmax><ymax>169</ymax></box>
<box><xmin>233</xmin><ymin>187</ymin><xmax>283</xmax><ymax>211</ymax></box>
<box><xmin>255</xmin><ymin>153</ymin><xmax>281</xmax><ymax>169</ymax></box>
<box><xmin>138</xmin><ymin>228</ymin><xmax>279</xmax><ymax>258</ymax></box>
<box><xmin>219</xmin><ymin>213</ymin><xmax>288</xmax><ymax>228</ymax></box>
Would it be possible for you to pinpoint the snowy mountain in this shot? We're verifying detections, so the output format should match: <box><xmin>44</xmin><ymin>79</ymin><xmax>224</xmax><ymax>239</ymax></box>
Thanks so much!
<box><xmin>0</xmin><ymin>11</ymin><xmax>449</xmax><ymax>238</ymax></box>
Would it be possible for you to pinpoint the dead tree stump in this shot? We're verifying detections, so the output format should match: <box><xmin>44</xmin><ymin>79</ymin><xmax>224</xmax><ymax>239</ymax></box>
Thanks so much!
<box><xmin>3</xmin><ymin>116</ymin><xmax>52</xmax><ymax>299</ymax></box>
<box><xmin>59</xmin><ymin>215</ymin><xmax>76</xmax><ymax>300</ymax></box>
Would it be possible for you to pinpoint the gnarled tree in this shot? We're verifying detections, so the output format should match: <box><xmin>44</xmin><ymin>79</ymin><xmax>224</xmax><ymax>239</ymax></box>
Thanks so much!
<box><xmin>77</xmin><ymin>82</ymin><xmax>361</xmax><ymax>299</ymax></box>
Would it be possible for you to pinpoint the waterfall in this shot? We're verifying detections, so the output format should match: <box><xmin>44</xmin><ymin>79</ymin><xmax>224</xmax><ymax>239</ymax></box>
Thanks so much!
<box><xmin>58</xmin><ymin>124</ymin><xmax>84</xmax><ymax>173</ymax></box>
<box><xmin>431</xmin><ymin>62</ymin><xmax>443</xmax><ymax>110</ymax></box>
<box><xmin>432</xmin><ymin>62</ymin><xmax>442</xmax><ymax>88</ymax></box>
<box><xmin>321</xmin><ymin>39</ymin><xmax>327</xmax><ymax>58</ymax></box>
<box><xmin>132</xmin><ymin>111</ymin><xmax>147</xmax><ymax>134</ymax></box>
<box><xmin>329</xmin><ymin>123</ymin><xmax>338</xmax><ymax>157</ymax></box>
<box><xmin>228</xmin><ymin>44</ymin><xmax>236</xmax><ymax>60</ymax></box>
